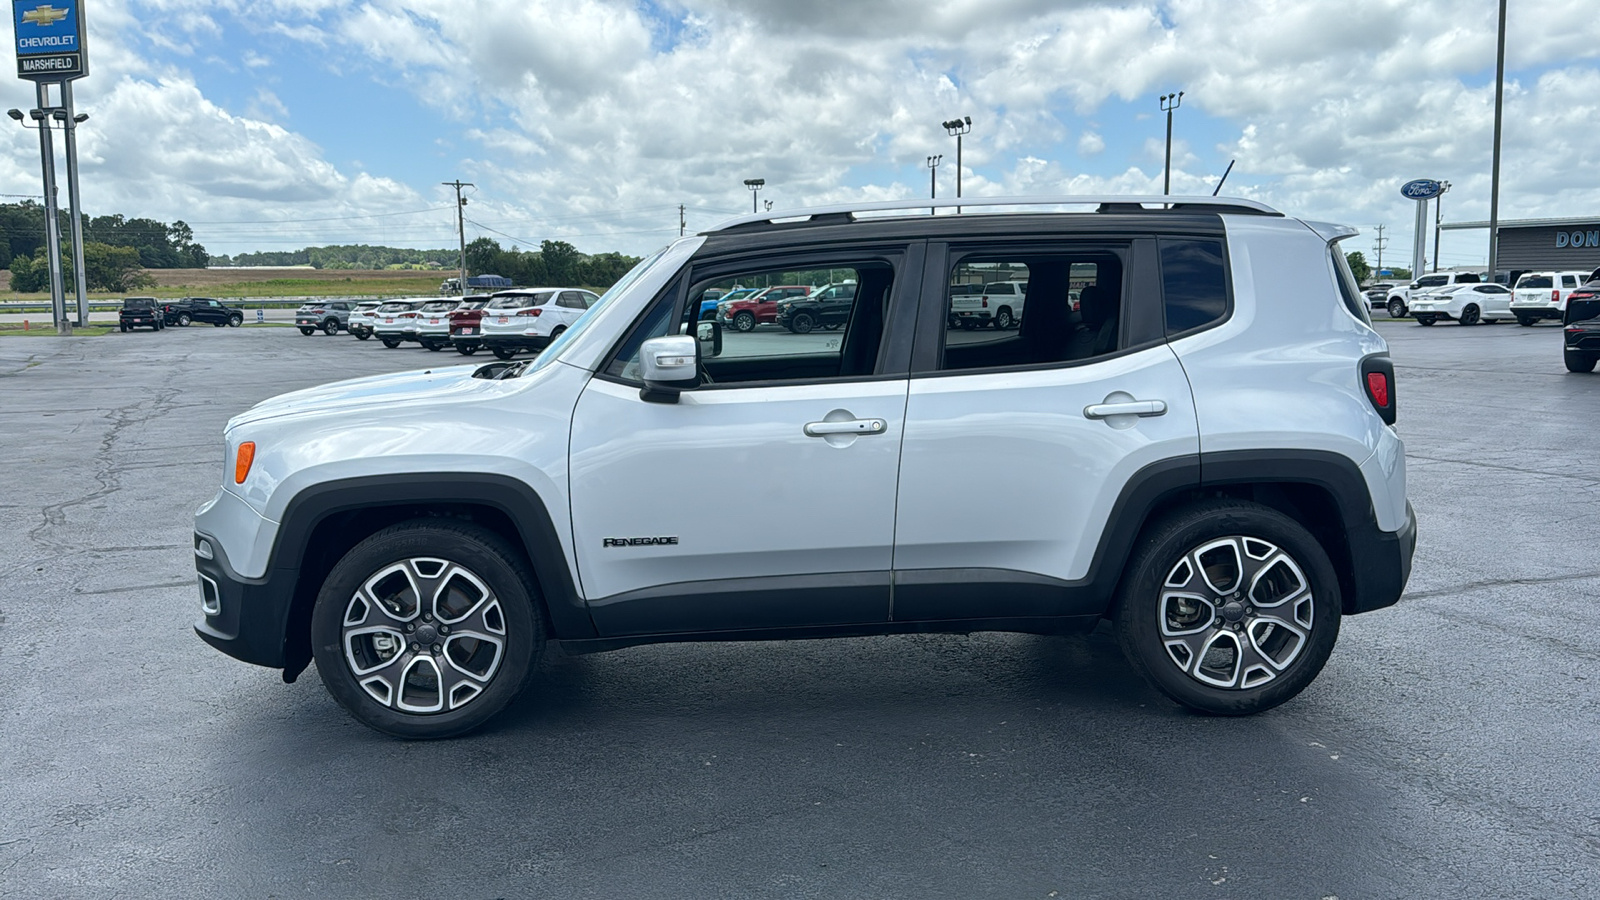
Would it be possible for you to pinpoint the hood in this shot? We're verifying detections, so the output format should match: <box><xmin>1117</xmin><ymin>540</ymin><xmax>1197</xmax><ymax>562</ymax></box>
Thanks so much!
<box><xmin>227</xmin><ymin>363</ymin><xmax>490</xmax><ymax>431</ymax></box>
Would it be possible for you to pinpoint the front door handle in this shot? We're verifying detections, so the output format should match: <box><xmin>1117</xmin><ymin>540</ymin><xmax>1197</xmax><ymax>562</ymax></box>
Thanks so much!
<box><xmin>804</xmin><ymin>418</ymin><xmax>887</xmax><ymax>436</ymax></box>
<box><xmin>1083</xmin><ymin>400</ymin><xmax>1167</xmax><ymax>419</ymax></box>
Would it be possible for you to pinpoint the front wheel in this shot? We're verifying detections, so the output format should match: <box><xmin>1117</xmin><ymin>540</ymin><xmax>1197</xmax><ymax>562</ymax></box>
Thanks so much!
<box><xmin>1565</xmin><ymin>349</ymin><xmax>1597</xmax><ymax>373</ymax></box>
<box><xmin>1459</xmin><ymin>304</ymin><xmax>1480</xmax><ymax>326</ymax></box>
<box><xmin>322</xmin><ymin>318</ymin><xmax>338</xmax><ymax>335</ymax></box>
<box><xmin>733</xmin><ymin>311</ymin><xmax>756</xmax><ymax>332</ymax></box>
<box><xmin>381</xmin><ymin>338</ymin><xmax>401</xmax><ymax>348</ymax></box>
<box><xmin>790</xmin><ymin>312</ymin><xmax>815</xmax><ymax>334</ymax></box>
<box><xmin>178</xmin><ymin>313</ymin><xmax>192</xmax><ymax>327</ymax></box>
<box><xmin>1387</xmin><ymin>298</ymin><xmax>1406</xmax><ymax>319</ymax></box>
<box><xmin>1114</xmin><ymin>500</ymin><xmax>1341</xmax><ymax>715</ymax></box>
<box><xmin>309</xmin><ymin>520</ymin><xmax>544</xmax><ymax>739</ymax></box>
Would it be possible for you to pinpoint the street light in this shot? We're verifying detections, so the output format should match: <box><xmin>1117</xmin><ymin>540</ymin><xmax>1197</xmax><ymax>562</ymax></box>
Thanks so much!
<box><xmin>941</xmin><ymin>115</ymin><xmax>971</xmax><ymax>212</ymax></box>
<box><xmin>926</xmin><ymin>154</ymin><xmax>942</xmax><ymax>215</ymax></box>
<box><xmin>1432</xmin><ymin>181</ymin><xmax>1452</xmax><ymax>272</ymax></box>
<box><xmin>744</xmin><ymin>178</ymin><xmax>765</xmax><ymax>214</ymax></box>
<box><xmin>1159</xmin><ymin>91</ymin><xmax>1184</xmax><ymax>195</ymax></box>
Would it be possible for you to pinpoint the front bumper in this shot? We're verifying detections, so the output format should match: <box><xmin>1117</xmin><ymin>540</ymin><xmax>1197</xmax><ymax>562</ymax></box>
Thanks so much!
<box><xmin>1345</xmin><ymin>501</ymin><xmax>1416</xmax><ymax>615</ymax></box>
<box><xmin>193</xmin><ymin>530</ymin><xmax>296</xmax><ymax>670</ymax></box>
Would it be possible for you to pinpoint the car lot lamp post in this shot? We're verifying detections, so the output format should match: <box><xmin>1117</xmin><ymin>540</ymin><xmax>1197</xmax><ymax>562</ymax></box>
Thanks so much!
<box><xmin>7</xmin><ymin>105</ymin><xmax>70</xmax><ymax>334</ymax></box>
<box><xmin>745</xmin><ymin>178</ymin><xmax>765</xmax><ymax>214</ymax></box>
<box><xmin>1432</xmin><ymin>181</ymin><xmax>1451</xmax><ymax>273</ymax></box>
<box><xmin>941</xmin><ymin>116</ymin><xmax>971</xmax><ymax>212</ymax></box>
<box><xmin>926</xmin><ymin>154</ymin><xmax>942</xmax><ymax>215</ymax></box>
<box><xmin>1160</xmin><ymin>91</ymin><xmax>1184</xmax><ymax>196</ymax></box>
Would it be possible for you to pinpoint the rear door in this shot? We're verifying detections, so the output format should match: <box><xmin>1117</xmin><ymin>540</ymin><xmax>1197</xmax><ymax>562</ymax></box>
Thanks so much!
<box><xmin>892</xmin><ymin>236</ymin><xmax>1201</xmax><ymax>621</ymax></box>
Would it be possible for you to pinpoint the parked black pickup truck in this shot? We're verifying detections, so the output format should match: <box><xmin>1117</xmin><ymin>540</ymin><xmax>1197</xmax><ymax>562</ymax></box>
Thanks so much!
<box><xmin>119</xmin><ymin>297</ymin><xmax>165</xmax><ymax>332</ymax></box>
<box><xmin>163</xmin><ymin>297</ymin><xmax>245</xmax><ymax>327</ymax></box>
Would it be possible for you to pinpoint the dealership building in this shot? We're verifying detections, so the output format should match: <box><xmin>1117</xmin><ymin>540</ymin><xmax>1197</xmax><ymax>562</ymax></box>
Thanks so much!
<box><xmin>1442</xmin><ymin>216</ymin><xmax>1600</xmax><ymax>278</ymax></box>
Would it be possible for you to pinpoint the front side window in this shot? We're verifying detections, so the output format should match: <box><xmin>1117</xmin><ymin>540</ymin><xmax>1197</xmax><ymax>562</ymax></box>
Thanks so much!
<box><xmin>940</xmin><ymin>251</ymin><xmax>1123</xmax><ymax>371</ymax></box>
<box><xmin>609</xmin><ymin>260</ymin><xmax>896</xmax><ymax>385</ymax></box>
<box><xmin>1162</xmin><ymin>238</ymin><xmax>1230</xmax><ymax>334</ymax></box>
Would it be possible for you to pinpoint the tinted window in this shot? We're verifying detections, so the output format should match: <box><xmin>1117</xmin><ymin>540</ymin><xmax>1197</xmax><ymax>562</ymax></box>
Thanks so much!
<box><xmin>1518</xmin><ymin>275</ymin><xmax>1553</xmax><ymax>289</ymax></box>
<box><xmin>1161</xmin><ymin>238</ymin><xmax>1229</xmax><ymax>334</ymax></box>
<box><xmin>941</xmin><ymin>252</ymin><xmax>1122</xmax><ymax>371</ymax></box>
<box><xmin>1416</xmin><ymin>276</ymin><xmax>1448</xmax><ymax>288</ymax></box>
<box><xmin>1562</xmin><ymin>276</ymin><xmax>1578</xmax><ymax>288</ymax></box>
<box><xmin>1456</xmin><ymin>272</ymin><xmax>1481</xmax><ymax>283</ymax></box>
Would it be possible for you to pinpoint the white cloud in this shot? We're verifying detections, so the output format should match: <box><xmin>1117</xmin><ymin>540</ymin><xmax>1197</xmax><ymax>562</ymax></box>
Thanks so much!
<box><xmin>1078</xmin><ymin>131</ymin><xmax>1105</xmax><ymax>156</ymax></box>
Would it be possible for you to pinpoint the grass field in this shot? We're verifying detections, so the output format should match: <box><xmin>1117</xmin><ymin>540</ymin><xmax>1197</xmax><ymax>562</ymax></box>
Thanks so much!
<box><xmin>0</xmin><ymin>267</ymin><xmax>446</xmax><ymax>303</ymax></box>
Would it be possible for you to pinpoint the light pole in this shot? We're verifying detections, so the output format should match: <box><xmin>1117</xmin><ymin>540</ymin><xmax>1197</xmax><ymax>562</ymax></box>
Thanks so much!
<box><xmin>1487</xmin><ymin>0</ymin><xmax>1507</xmax><ymax>281</ymax></box>
<box><xmin>744</xmin><ymin>178</ymin><xmax>765</xmax><ymax>213</ymax></box>
<box><xmin>55</xmin><ymin>93</ymin><xmax>89</xmax><ymax>327</ymax></box>
<box><xmin>1432</xmin><ymin>181</ymin><xmax>1452</xmax><ymax>273</ymax></box>
<box><xmin>941</xmin><ymin>117</ymin><xmax>971</xmax><ymax>212</ymax></box>
<box><xmin>1160</xmin><ymin>92</ymin><xmax>1184</xmax><ymax>195</ymax></box>
<box><xmin>926</xmin><ymin>154</ymin><xmax>942</xmax><ymax>214</ymax></box>
<box><xmin>8</xmin><ymin>103</ymin><xmax>69</xmax><ymax>333</ymax></box>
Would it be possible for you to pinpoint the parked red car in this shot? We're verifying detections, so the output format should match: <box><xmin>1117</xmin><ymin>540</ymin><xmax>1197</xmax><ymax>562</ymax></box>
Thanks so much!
<box><xmin>447</xmin><ymin>296</ymin><xmax>494</xmax><ymax>355</ymax></box>
<box><xmin>717</xmin><ymin>285</ymin><xmax>812</xmax><ymax>332</ymax></box>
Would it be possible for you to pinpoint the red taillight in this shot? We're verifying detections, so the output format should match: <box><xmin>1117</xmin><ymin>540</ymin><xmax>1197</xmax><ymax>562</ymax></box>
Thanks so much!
<box><xmin>982</xmin><ymin>299</ymin><xmax>988</xmax><ymax>308</ymax></box>
<box><xmin>1553</xmin><ymin>290</ymin><xmax>1561</xmax><ymax>302</ymax></box>
<box><xmin>516</xmin><ymin>308</ymin><xmax>542</xmax><ymax>317</ymax></box>
<box><xmin>1366</xmin><ymin>372</ymin><xmax>1390</xmax><ymax>408</ymax></box>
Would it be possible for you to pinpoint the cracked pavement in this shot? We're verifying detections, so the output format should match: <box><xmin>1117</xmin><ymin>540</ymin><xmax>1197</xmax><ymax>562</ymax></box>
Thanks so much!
<box><xmin>1</xmin><ymin>322</ymin><xmax>1597</xmax><ymax>898</ymax></box>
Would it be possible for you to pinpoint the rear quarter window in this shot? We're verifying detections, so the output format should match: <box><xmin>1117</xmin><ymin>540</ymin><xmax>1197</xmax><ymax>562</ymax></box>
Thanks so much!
<box><xmin>1160</xmin><ymin>238</ymin><xmax>1230</xmax><ymax>335</ymax></box>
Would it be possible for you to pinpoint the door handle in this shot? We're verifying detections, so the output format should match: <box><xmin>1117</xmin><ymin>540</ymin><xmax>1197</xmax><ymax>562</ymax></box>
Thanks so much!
<box><xmin>804</xmin><ymin>418</ymin><xmax>888</xmax><ymax>437</ymax></box>
<box><xmin>1083</xmin><ymin>400</ymin><xmax>1167</xmax><ymax>419</ymax></box>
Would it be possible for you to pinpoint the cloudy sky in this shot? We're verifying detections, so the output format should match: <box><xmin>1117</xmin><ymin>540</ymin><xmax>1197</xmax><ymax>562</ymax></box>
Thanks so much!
<box><xmin>2</xmin><ymin>0</ymin><xmax>1596</xmax><ymax>268</ymax></box>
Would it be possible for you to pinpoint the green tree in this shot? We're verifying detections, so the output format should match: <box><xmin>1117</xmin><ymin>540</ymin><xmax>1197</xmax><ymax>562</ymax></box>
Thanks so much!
<box><xmin>540</xmin><ymin>240</ymin><xmax>580</xmax><ymax>285</ymax></box>
<box><xmin>9</xmin><ymin>252</ymin><xmax>45</xmax><ymax>292</ymax></box>
<box><xmin>83</xmin><ymin>241</ymin><xmax>153</xmax><ymax>291</ymax></box>
<box><xmin>1345</xmin><ymin>251</ymin><xmax>1372</xmax><ymax>284</ymax></box>
<box><xmin>464</xmin><ymin>237</ymin><xmax>501</xmax><ymax>278</ymax></box>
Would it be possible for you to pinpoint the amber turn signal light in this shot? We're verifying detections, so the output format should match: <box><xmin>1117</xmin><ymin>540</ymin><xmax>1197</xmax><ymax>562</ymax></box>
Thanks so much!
<box><xmin>234</xmin><ymin>442</ymin><xmax>256</xmax><ymax>484</ymax></box>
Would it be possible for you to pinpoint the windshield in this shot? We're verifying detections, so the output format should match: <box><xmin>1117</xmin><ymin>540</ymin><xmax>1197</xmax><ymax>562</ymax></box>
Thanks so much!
<box><xmin>1516</xmin><ymin>275</ymin><xmax>1553</xmax><ymax>289</ymax></box>
<box><xmin>720</xmin><ymin>289</ymin><xmax>757</xmax><ymax>303</ymax></box>
<box><xmin>518</xmin><ymin>246</ymin><xmax>671</xmax><ymax>376</ymax></box>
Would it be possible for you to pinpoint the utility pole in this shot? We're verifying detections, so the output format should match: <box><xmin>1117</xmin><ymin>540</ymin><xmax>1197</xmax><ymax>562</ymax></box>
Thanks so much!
<box><xmin>679</xmin><ymin>204</ymin><xmax>686</xmax><ymax>237</ymax></box>
<box><xmin>1487</xmin><ymin>0</ymin><xmax>1508</xmax><ymax>281</ymax></box>
<box><xmin>443</xmin><ymin>179</ymin><xmax>472</xmax><ymax>295</ymax></box>
<box><xmin>1374</xmin><ymin>225</ymin><xmax>1387</xmax><ymax>274</ymax></box>
<box><xmin>1432</xmin><ymin>181</ymin><xmax>1451</xmax><ymax>273</ymax></box>
<box><xmin>1160</xmin><ymin>91</ymin><xmax>1185</xmax><ymax>196</ymax></box>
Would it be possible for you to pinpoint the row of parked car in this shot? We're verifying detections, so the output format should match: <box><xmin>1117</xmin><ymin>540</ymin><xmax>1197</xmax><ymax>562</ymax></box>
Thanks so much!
<box><xmin>295</xmin><ymin>289</ymin><xmax>601</xmax><ymax>359</ymax></box>
<box><xmin>117</xmin><ymin>297</ymin><xmax>247</xmax><ymax>331</ymax></box>
<box><xmin>1366</xmin><ymin>268</ymin><xmax>1600</xmax><ymax>326</ymax></box>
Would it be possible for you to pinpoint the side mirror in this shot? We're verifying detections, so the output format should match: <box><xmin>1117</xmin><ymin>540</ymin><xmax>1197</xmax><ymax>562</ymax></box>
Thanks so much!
<box><xmin>639</xmin><ymin>334</ymin><xmax>699</xmax><ymax>404</ymax></box>
<box><xmin>696</xmin><ymin>320</ymin><xmax>722</xmax><ymax>358</ymax></box>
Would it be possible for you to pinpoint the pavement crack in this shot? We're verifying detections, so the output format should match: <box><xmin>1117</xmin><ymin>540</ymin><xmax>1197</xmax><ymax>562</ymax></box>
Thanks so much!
<box><xmin>1404</xmin><ymin>569</ymin><xmax>1600</xmax><ymax>601</ymax></box>
<box><xmin>1406</xmin><ymin>453</ymin><xmax>1600</xmax><ymax>486</ymax></box>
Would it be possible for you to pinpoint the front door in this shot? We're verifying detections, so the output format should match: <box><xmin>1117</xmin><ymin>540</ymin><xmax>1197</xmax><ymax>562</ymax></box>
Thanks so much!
<box><xmin>568</xmin><ymin>250</ymin><xmax>918</xmax><ymax>637</ymax></box>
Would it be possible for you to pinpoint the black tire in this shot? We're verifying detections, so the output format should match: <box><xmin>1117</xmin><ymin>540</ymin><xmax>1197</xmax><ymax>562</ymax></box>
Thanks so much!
<box><xmin>1459</xmin><ymin>304</ymin><xmax>1480</xmax><ymax>326</ymax></box>
<box><xmin>1113</xmin><ymin>499</ymin><xmax>1342</xmax><ymax>716</ymax></box>
<box><xmin>733</xmin><ymin>311</ymin><xmax>756</xmax><ymax>332</ymax></box>
<box><xmin>823</xmin><ymin>322</ymin><xmax>842</xmax><ymax>331</ymax></box>
<box><xmin>213</xmin><ymin>320</ymin><xmax>226</xmax><ymax>327</ymax></box>
<box><xmin>1416</xmin><ymin>316</ymin><xmax>1436</xmax><ymax>326</ymax></box>
<box><xmin>790</xmin><ymin>312</ymin><xmax>816</xmax><ymax>334</ymax></box>
<box><xmin>381</xmin><ymin>338</ymin><xmax>401</xmax><ymax>349</ymax></box>
<box><xmin>322</xmin><ymin>318</ymin><xmax>338</xmax><ymax>335</ymax></box>
<box><xmin>1565</xmin><ymin>349</ymin><xmax>1597</xmax><ymax>373</ymax></box>
<box><xmin>299</xmin><ymin>327</ymin><xmax>316</xmax><ymax>335</ymax></box>
<box><xmin>961</xmin><ymin>318</ymin><xmax>978</xmax><ymax>330</ymax></box>
<box><xmin>1387</xmin><ymin>298</ymin><xmax>1406</xmax><ymax>319</ymax></box>
<box><xmin>309</xmin><ymin>519</ymin><xmax>545</xmax><ymax>739</ymax></box>
<box><xmin>550</xmin><ymin>325</ymin><xmax>566</xmax><ymax>339</ymax></box>
<box><xmin>355</xmin><ymin>332</ymin><xmax>371</xmax><ymax>341</ymax></box>
<box><xmin>423</xmin><ymin>340</ymin><xmax>443</xmax><ymax>351</ymax></box>
<box><xmin>120</xmin><ymin>324</ymin><xmax>128</xmax><ymax>333</ymax></box>
<box><xmin>178</xmin><ymin>313</ymin><xmax>192</xmax><ymax>327</ymax></box>
<box><xmin>455</xmin><ymin>343</ymin><xmax>479</xmax><ymax>356</ymax></box>
<box><xmin>700</xmin><ymin>309</ymin><xmax>715</xmax><ymax>321</ymax></box>
<box><xmin>995</xmin><ymin>307</ymin><xmax>1014</xmax><ymax>329</ymax></box>
<box><xmin>1517</xmin><ymin>316</ymin><xmax>1535</xmax><ymax>327</ymax></box>
<box><xmin>492</xmin><ymin>347</ymin><xmax>516</xmax><ymax>360</ymax></box>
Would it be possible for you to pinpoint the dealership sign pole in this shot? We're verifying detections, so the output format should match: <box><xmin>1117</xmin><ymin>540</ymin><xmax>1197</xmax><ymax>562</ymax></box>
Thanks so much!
<box><xmin>1401</xmin><ymin>179</ymin><xmax>1442</xmax><ymax>279</ymax></box>
<box><xmin>14</xmin><ymin>0</ymin><xmax>88</xmax><ymax>333</ymax></box>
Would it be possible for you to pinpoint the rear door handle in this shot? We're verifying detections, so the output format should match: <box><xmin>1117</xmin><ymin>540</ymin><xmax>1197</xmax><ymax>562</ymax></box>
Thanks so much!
<box><xmin>804</xmin><ymin>418</ymin><xmax>887</xmax><ymax>436</ymax></box>
<box><xmin>1083</xmin><ymin>400</ymin><xmax>1167</xmax><ymax>419</ymax></box>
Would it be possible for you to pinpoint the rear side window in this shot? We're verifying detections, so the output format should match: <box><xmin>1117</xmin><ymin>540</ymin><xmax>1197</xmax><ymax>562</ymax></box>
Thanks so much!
<box><xmin>1562</xmin><ymin>275</ymin><xmax>1578</xmax><ymax>288</ymax></box>
<box><xmin>1160</xmin><ymin>238</ymin><xmax>1229</xmax><ymax>335</ymax></box>
<box><xmin>1328</xmin><ymin>247</ymin><xmax>1372</xmax><ymax>325</ymax></box>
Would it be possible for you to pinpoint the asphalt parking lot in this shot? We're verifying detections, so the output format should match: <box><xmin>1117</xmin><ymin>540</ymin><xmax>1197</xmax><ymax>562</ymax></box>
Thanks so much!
<box><xmin>1</xmin><ymin>320</ymin><xmax>1597</xmax><ymax>898</ymax></box>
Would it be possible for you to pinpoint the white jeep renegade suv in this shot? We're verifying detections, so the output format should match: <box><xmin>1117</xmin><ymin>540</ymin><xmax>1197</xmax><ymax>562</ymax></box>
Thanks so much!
<box><xmin>193</xmin><ymin>196</ymin><xmax>1415</xmax><ymax>738</ymax></box>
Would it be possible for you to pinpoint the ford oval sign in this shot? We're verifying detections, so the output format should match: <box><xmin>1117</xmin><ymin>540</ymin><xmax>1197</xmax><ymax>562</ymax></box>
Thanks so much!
<box><xmin>1401</xmin><ymin>179</ymin><xmax>1443</xmax><ymax>201</ymax></box>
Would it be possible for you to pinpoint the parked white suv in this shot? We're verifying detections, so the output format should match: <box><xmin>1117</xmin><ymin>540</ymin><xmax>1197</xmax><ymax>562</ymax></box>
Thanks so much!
<box><xmin>1385</xmin><ymin>271</ymin><xmax>1484</xmax><ymax>318</ymax></box>
<box><xmin>193</xmin><ymin>196</ymin><xmax>1414</xmax><ymax>738</ymax></box>
<box><xmin>479</xmin><ymin>288</ymin><xmax>599</xmax><ymax>360</ymax></box>
<box><xmin>346</xmin><ymin>301</ymin><xmax>384</xmax><ymax>341</ymax></box>
<box><xmin>1509</xmin><ymin>271</ymin><xmax>1590</xmax><ymax>325</ymax></box>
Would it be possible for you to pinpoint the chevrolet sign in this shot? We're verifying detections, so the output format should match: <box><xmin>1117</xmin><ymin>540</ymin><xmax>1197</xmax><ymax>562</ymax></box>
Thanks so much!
<box><xmin>13</xmin><ymin>0</ymin><xmax>87</xmax><ymax>82</ymax></box>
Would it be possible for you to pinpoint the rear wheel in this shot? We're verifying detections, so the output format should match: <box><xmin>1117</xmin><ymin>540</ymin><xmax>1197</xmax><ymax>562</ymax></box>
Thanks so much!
<box><xmin>1416</xmin><ymin>316</ymin><xmax>1436</xmax><ymax>326</ymax></box>
<box><xmin>995</xmin><ymin>307</ymin><xmax>1015</xmax><ymax>329</ymax></box>
<box><xmin>322</xmin><ymin>318</ymin><xmax>338</xmax><ymax>335</ymax></box>
<box><xmin>424</xmin><ymin>340</ymin><xmax>443</xmax><ymax>351</ymax></box>
<box><xmin>1387</xmin><ymin>298</ymin><xmax>1406</xmax><ymax>319</ymax></box>
<box><xmin>381</xmin><ymin>338</ymin><xmax>401</xmax><ymax>349</ymax></box>
<box><xmin>309</xmin><ymin>520</ymin><xmax>544</xmax><ymax>739</ymax></box>
<box><xmin>355</xmin><ymin>332</ymin><xmax>371</xmax><ymax>341</ymax></box>
<box><xmin>1565</xmin><ymin>349</ymin><xmax>1597</xmax><ymax>373</ymax></box>
<box><xmin>1114</xmin><ymin>500</ymin><xmax>1341</xmax><ymax>715</ymax></box>
<box><xmin>1459</xmin><ymin>304</ymin><xmax>1480</xmax><ymax>326</ymax></box>
<box><xmin>1517</xmin><ymin>316</ymin><xmax>1536</xmax><ymax>326</ymax></box>
<box><xmin>120</xmin><ymin>324</ymin><xmax>128</xmax><ymax>333</ymax></box>
<box><xmin>299</xmin><ymin>327</ymin><xmax>316</xmax><ymax>335</ymax></box>
<box><xmin>492</xmin><ymin>347</ymin><xmax>516</xmax><ymax>360</ymax></box>
<box><xmin>178</xmin><ymin>313</ymin><xmax>192</xmax><ymax>327</ymax></box>
<box><xmin>456</xmin><ymin>343</ymin><xmax>479</xmax><ymax>355</ymax></box>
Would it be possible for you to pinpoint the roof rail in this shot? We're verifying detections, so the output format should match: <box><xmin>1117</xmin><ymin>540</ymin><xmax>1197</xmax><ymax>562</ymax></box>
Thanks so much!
<box><xmin>704</xmin><ymin>194</ymin><xmax>1281</xmax><ymax>233</ymax></box>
